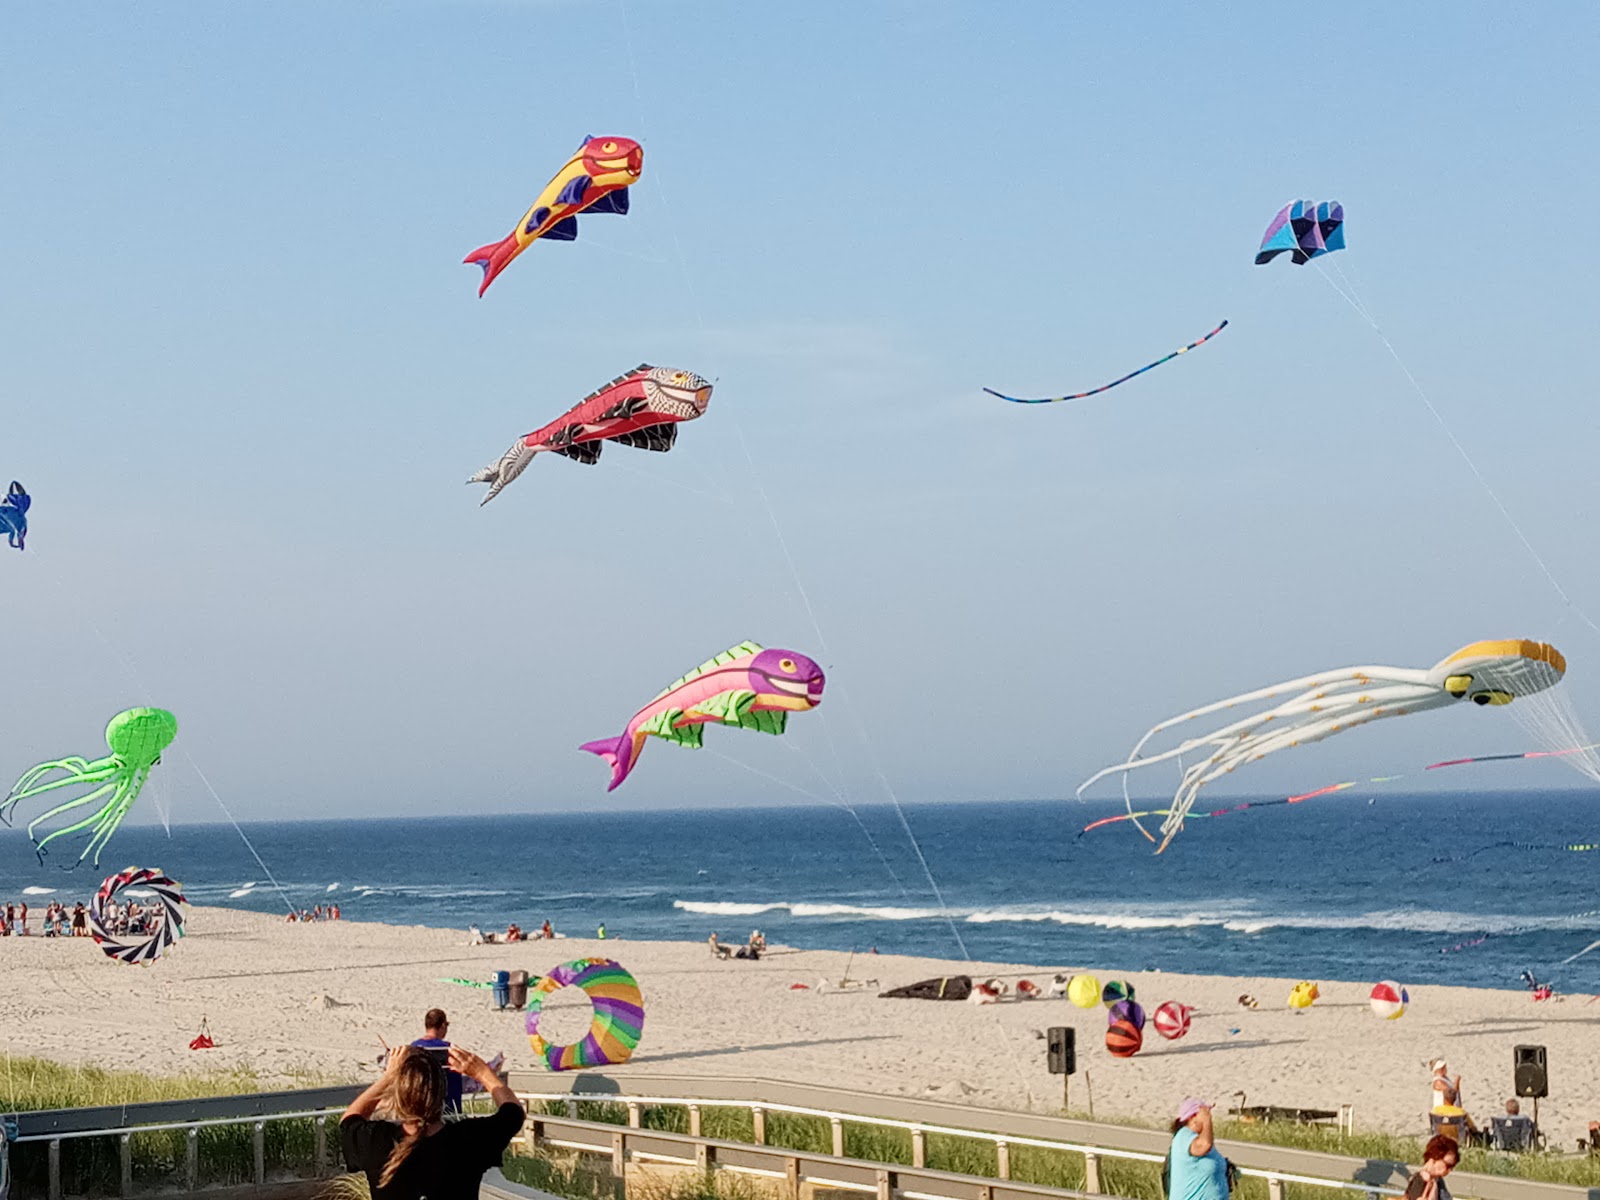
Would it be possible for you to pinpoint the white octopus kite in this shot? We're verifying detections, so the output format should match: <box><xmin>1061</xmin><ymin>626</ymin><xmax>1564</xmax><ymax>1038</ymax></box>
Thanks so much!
<box><xmin>1078</xmin><ymin>639</ymin><xmax>1567</xmax><ymax>853</ymax></box>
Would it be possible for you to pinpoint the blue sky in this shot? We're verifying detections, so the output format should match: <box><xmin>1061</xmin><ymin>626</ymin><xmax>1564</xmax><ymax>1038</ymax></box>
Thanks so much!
<box><xmin>3</xmin><ymin>1</ymin><xmax>1599</xmax><ymax>827</ymax></box>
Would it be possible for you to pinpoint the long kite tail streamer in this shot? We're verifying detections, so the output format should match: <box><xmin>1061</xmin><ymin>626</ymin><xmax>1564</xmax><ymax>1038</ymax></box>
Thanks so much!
<box><xmin>89</xmin><ymin>866</ymin><xmax>186</xmax><ymax>964</ymax></box>
<box><xmin>984</xmin><ymin>320</ymin><xmax>1228</xmax><ymax>405</ymax></box>
<box><xmin>1078</xmin><ymin>743</ymin><xmax>1600</xmax><ymax>839</ymax></box>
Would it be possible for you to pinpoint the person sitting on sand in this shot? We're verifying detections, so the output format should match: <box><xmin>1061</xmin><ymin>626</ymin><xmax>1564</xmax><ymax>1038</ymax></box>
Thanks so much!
<box><xmin>1167</xmin><ymin>1098</ymin><xmax>1228</xmax><ymax>1200</ymax></box>
<box><xmin>342</xmin><ymin>1044</ymin><xmax>523</xmax><ymax>1200</ymax></box>
<box><xmin>749</xmin><ymin>930</ymin><xmax>767</xmax><ymax>954</ymax></box>
<box><xmin>504</xmin><ymin>923</ymin><xmax>522</xmax><ymax>943</ymax></box>
<box><xmin>1404</xmin><ymin>1135</ymin><xmax>1459</xmax><ymax>1200</ymax></box>
<box><xmin>708</xmin><ymin>933</ymin><xmax>733</xmax><ymax>960</ymax></box>
<box><xmin>468</xmin><ymin>924</ymin><xmax>485</xmax><ymax>946</ymax></box>
<box><xmin>541</xmin><ymin>920</ymin><xmax>553</xmax><ymax>940</ymax></box>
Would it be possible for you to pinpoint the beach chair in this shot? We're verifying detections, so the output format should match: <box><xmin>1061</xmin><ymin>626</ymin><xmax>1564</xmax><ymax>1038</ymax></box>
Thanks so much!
<box><xmin>1489</xmin><ymin>1116</ymin><xmax>1537</xmax><ymax>1151</ymax></box>
<box><xmin>1429</xmin><ymin>1113</ymin><xmax>1464</xmax><ymax>1143</ymax></box>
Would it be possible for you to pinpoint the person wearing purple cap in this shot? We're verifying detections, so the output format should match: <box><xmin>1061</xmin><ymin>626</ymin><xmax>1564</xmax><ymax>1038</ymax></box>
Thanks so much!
<box><xmin>1166</xmin><ymin>1098</ymin><xmax>1229</xmax><ymax>1200</ymax></box>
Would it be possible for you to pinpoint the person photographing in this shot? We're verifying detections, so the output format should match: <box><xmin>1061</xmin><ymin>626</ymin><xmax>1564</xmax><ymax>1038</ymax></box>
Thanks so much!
<box><xmin>1167</xmin><ymin>1098</ymin><xmax>1230</xmax><ymax>1200</ymax></box>
<box><xmin>341</xmin><ymin>1045</ymin><xmax>523</xmax><ymax>1200</ymax></box>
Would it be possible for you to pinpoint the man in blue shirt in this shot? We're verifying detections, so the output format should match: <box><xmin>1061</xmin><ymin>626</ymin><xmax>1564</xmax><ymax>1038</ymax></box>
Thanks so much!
<box><xmin>410</xmin><ymin>1008</ymin><xmax>463</xmax><ymax>1113</ymax></box>
<box><xmin>1168</xmin><ymin>1098</ymin><xmax>1229</xmax><ymax>1200</ymax></box>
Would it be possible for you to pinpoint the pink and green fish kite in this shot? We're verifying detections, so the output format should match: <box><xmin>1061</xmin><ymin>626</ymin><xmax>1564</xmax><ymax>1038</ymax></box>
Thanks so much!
<box><xmin>582</xmin><ymin>642</ymin><xmax>825</xmax><ymax>791</ymax></box>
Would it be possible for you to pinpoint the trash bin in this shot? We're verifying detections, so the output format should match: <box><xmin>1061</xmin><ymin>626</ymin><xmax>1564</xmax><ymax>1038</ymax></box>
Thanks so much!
<box><xmin>491</xmin><ymin>970</ymin><xmax>511</xmax><ymax>1011</ymax></box>
<box><xmin>508</xmin><ymin>970</ymin><xmax>529</xmax><ymax>1010</ymax></box>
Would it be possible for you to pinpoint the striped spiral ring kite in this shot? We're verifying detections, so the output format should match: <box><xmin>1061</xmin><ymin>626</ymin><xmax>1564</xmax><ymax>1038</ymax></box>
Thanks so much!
<box><xmin>90</xmin><ymin>866</ymin><xmax>186</xmax><ymax>964</ymax></box>
<box><xmin>525</xmin><ymin>958</ymin><xmax>644</xmax><ymax>1070</ymax></box>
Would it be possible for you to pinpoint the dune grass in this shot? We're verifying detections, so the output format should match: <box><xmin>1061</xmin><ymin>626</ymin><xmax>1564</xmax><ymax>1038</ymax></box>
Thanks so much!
<box><xmin>510</xmin><ymin>1099</ymin><xmax>1600</xmax><ymax>1200</ymax></box>
<box><xmin>0</xmin><ymin>1054</ymin><xmax>336</xmax><ymax>1195</ymax></box>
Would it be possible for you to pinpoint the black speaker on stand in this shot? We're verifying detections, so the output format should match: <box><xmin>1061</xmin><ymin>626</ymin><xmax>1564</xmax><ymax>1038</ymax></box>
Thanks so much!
<box><xmin>1514</xmin><ymin>1044</ymin><xmax>1548</xmax><ymax>1129</ymax></box>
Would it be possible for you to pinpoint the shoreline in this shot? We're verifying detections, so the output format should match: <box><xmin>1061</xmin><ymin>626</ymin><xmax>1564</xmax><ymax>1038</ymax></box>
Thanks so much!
<box><xmin>1</xmin><ymin>905</ymin><xmax>1593</xmax><ymax>1146</ymax></box>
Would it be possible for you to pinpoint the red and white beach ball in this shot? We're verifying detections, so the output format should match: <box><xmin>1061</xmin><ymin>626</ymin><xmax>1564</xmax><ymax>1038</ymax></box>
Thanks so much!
<box><xmin>1369</xmin><ymin>980</ymin><xmax>1409</xmax><ymax>1020</ymax></box>
<box><xmin>1153</xmin><ymin>1001</ymin><xmax>1193</xmax><ymax>1040</ymax></box>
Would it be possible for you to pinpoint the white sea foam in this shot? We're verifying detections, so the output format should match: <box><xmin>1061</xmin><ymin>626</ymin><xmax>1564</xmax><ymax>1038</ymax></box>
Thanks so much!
<box><xmin>672</xmin><ymin>898</ymin><xmax>1588</xmax><ymax>939</ymax></box>
<box><xmin>673</xmin><ymin>900</ymin><xmax>943</xmax><ymax>920</ymax></box>
<box><xmin>21</xmin><ymin>887</ymin><xmax>56</xmax><ymax>896</ymax></box>
<box><xmin>327</xmin><ymin>883</ymin><xmax>339</xmax><ymax>892</ymax></box>
<box><xmin>228</xmin><ymin>888</ymin><xmax>256</xmax><ymax>898</ymax></box>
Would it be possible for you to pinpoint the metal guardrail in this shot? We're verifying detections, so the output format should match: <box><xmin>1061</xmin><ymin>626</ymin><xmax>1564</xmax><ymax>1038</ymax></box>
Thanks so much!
<box><xmin>3</xmin><ymin>1086</ymin><xmax>362</xmax><ymax>1200</ymax></box>
<box><xmin>1</xmin><ymin>1073</ymin><xmax>1593</xmax><ymax>1200</ymax></box>
<box><xmin>503</xmin><ymin>1071</ymin><xmax>1598</xmax><ymax>1200</ymax></box>
<box><xmin>517</xmin><ymin>1110</ymin><xmax>1114</xmax><ymax>1200</ymax></box>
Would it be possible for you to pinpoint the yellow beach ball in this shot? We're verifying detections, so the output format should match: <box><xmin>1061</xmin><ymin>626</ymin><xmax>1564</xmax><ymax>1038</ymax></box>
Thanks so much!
<box><xmin>1067</xmin><ymin>974</ymin><xmax>1101</xmax><ymax>1008</ymax></box>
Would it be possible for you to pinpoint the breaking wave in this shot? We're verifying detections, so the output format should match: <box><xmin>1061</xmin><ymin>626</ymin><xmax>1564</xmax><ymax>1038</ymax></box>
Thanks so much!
<box><xmin>673</xmin><ymin>898</ymin><xmax>1600</xmax><ymax>937</ymax></box>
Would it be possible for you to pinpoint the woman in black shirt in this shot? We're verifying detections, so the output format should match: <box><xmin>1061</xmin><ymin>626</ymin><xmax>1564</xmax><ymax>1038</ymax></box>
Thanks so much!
<box><xmin>341</xmin><ymin>1044</ymin><xmax>524</xmax><ymax>1200</ymax></box>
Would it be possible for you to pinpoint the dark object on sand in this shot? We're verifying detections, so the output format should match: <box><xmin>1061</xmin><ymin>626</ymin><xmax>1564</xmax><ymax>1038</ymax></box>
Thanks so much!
<box><xmin>880</xmin><ymin>975</ymin><xmax>972</xmax><ymax>1001</ymax></box>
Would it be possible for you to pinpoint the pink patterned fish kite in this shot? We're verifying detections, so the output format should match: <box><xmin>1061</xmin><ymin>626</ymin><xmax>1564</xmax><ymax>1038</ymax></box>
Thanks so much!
<box><xmin>581</xmin><ymin>642</ymin><xmax>826</xmax><ymax>791</ymax></box>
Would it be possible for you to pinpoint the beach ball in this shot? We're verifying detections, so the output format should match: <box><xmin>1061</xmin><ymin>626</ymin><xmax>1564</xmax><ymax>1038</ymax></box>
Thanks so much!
<box><xmin>1109</xmin><ymin>999</ymin><xmax>1146</xmax><ymax>1031</ymax></box>
<box><xmin>1153</xmin><ymin>1001</ymin><xmax>1193</xmax><ymax>1040</ymax></box>
<box><xmin>1105</xmin><ymin>1018</ymin><xmax>1142</xmax><ymax>1058</ymax></box>
<box><xmin>1101</xmin><ymin>979</ymin><xmax>1135</xmax><ymax>1007</ymax></box>
<box><xmin>1287</xmin><ymin>981</ymin><xmax>1319</xmax><ymax>1010</ymax></box>
<box><xmin>1067</xmin><ymin>974</ymin><xmax>1101</xmax><ymax>1008</ymax></box>
<box><xmin>1369</xmin><ymin>980</ymin><xmax>1409</xmax><ymax>1020</ymax></box>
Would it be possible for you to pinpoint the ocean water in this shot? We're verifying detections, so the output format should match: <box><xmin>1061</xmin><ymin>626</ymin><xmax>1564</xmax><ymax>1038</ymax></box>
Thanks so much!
<box><xmin>1</xmin><ymin>792</ymin><xmax>1596</xmax><ymax>993</ymax></box>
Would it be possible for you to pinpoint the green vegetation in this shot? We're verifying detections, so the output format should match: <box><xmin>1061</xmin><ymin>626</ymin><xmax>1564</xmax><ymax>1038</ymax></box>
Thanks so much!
<box><xmin>508</xmin><ymin>1099</ymin><xmax>1600</xmax><ymax>1200</ymax></box>
<box><xmin>1</xmin><ymin>1054</ymin><xmax>336</xmax><ymax>1195</ymax></box>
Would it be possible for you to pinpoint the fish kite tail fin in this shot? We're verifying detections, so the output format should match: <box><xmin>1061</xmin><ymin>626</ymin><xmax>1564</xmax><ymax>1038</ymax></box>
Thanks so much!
<box><xmin>580</xmin><ymin>734</ymin><xmax>634</xmax><ymax>792</ymax></box>
<box><xmin>468</xmin><ymin>441</ymin><xmax>538</xmax><ymax>506</ymax></box>
<box><xmin>463</xmin><ymin>235</ymin><xmax>519</xmax><ymax>297</ymax></box>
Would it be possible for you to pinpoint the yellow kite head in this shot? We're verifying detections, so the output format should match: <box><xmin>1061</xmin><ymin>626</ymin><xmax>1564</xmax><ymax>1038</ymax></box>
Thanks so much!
<box><xmin>1427</xmin><ymin>639</ymin><xmax>1565</xmax><ymax>706</ymax></box>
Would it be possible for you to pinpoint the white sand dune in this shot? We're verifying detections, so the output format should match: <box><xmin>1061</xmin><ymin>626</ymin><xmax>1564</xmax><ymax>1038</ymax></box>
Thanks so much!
<box><xmin>1</xmin><ymin>906</ymin><xmax>1593</xmax><ymax>1146</ymax></box>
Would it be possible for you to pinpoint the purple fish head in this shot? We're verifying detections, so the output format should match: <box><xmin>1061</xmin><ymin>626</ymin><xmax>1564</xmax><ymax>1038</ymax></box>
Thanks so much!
<box><xmin>750</xmin><ymin>648</ymin><xmax>825</xmax><ymax>710</ymax></box>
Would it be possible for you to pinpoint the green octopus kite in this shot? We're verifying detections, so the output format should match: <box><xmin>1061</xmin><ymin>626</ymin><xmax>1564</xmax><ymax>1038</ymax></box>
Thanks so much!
<box><xmin>1</xmin><ymin>708</ymin><xmax>178</xmax><ymax>867</ymax></box>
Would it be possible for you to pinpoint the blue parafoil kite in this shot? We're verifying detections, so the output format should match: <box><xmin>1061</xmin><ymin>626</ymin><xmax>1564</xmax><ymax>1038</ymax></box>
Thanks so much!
<box><xmin>0</xmin><ymin>482</ymin><xmax>29</xmax><ymax>551</ymax></box>
<box><xmin>1256</xmin><ymin>201</ymin><xmax>1344</xmax><ymax>266</ymax></box>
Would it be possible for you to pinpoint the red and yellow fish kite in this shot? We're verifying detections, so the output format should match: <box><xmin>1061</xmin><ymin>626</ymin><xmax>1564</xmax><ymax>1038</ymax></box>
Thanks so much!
<box><xmin>465</xmin><ymin>135</ymin><xmax>643</xmax><ymax>296</ymax></box>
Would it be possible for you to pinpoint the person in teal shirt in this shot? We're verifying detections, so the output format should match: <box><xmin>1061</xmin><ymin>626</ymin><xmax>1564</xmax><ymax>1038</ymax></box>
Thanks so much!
<box><xmin>1168</xmin><ymin>1098</ymin><xmax>1229</xmax><ymax>1200</ymax></box>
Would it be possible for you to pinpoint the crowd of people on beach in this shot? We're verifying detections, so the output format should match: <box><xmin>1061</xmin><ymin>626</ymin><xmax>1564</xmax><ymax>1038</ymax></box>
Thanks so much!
<box><xmin>2</xmin><ymin>898</ymin><xmax>88</xmax><ymax>937</ymax></box>
<box><xmin>468</xmin><ymin>919</ymin><xmax>555</xmax><ymax>945</ymax></box>
<box><xmin>285</xmin><ymin>904</ymin><xmax>342</xmax><ymax>922</ymax></box>
<box><xmin>1</xmin><ymin>897</ymin><xmax>175</xmax><ymax>938</ymax></box>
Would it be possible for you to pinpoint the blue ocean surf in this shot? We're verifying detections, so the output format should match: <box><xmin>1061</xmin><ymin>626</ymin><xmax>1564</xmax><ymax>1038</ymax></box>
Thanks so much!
<box><xmin>1</xmin><ymin>792</ymin><xmax>1595</xmax><ymax>992</ymax></box>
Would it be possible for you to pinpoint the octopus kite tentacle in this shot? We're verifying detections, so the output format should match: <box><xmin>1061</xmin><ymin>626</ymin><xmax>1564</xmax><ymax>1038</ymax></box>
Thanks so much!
<box><xmin>1078</xmin><ymin>641</ymin><xmax>1566</xmax><ymax>854</ymax></box>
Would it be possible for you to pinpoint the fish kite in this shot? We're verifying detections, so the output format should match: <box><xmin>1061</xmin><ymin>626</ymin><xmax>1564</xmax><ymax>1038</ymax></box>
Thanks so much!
<box><xmin>465</xmin><ymin>135</ymin><xmax>643</xmax><ymax>296</ymax></box>
<box><xmin>582</xmin><ymin>642</ymin><xmax>825</xmax><ymax>791</ymax></box>
<box><xmin>469</xmin><ymin>365</ymin><xmax>712</xmax><ymax>504</ymax></box>
<box><xmin>0</xmin><ymin>481</ymin><xmax>29</xmax><ymax>550</ymax></box>
<box><xmin>1078</xmin><ymin>639</ymin><xmax>1565</xmax><ymax>853</ymax></box>
<box><xmin>1256</xmin><ymin>200</ymin><xmax>1344</xmax><ymax>265</ymax></box>
<box><xmin>983</xmin><ymin>320</ymin><xmax>1227</xmax><ymax>405</ymax></box>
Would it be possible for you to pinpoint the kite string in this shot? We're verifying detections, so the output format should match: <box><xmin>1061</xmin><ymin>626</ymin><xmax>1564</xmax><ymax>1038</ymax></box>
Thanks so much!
<box><xmin>616</xmin><ymin>3</ymin><xmax>1035</xmax><ymax>1103</ymax></box>
<box><xmin>706</xmin><ymin>743</ymin><xmax>915</xmax><ymax>903</ymax></box>
<box><xmin>23</xmin><ymin>547</ymin><xmax>297</xmax><ymax>910</ymax></box>
<box><xmin>179</xmin><ymin>750</ymin><xmax>297</xmax><ymax>916</ymax></box>
<box><xmin>1313</xmin><ymin>263</ymin><xmax>1600</xmax><ymax>639</ymax></box>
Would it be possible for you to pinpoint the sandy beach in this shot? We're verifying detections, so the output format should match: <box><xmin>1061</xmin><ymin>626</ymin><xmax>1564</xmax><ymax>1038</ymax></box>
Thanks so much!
<box><xmin>1</xmin><ymin>906</ymin><xmax>1595</xmax><ymax>1147</ymax></box>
